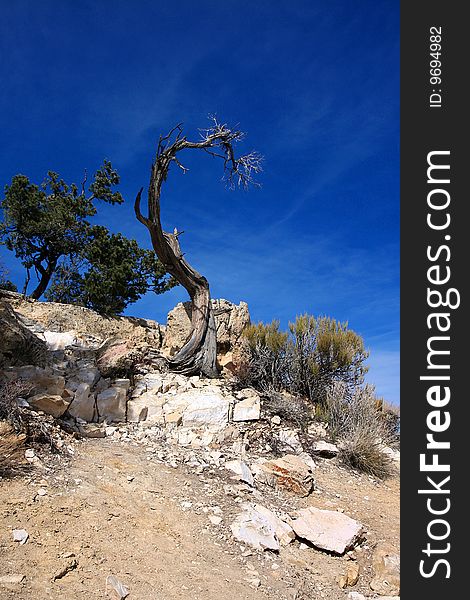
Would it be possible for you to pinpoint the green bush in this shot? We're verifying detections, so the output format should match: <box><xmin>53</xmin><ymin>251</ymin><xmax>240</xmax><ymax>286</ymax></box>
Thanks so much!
<box><xmin>239</xmin><ymin>314</ymin><xmax>369</xmax><ymax>407</ymax></box>
<box><xmin>238</xmin><ymin>320</ymin><xmax>289</xmax><ymax>392</ymax></box>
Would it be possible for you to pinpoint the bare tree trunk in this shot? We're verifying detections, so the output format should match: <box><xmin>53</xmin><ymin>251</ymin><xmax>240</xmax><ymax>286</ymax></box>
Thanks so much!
<box><xmin>143</xmin><ymin>198</ymin><xmax>218</xmax><ymax>376</ymax></box>
<box><xmin>30</xmin><ymin>260</ymin><xmax>57</xmax><ymax>300</ymax></box>
<box><xmin>135</xmin><ymin>119</ymin><xmax>261</xmax><ymax>377</ymax></box>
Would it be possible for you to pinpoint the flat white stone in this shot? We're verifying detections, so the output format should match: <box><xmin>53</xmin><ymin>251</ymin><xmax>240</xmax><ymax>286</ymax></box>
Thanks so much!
<box><xmin>289</xmin><ymin>506</ymin><xmax>363</xmax><ymax>554</ymax></box>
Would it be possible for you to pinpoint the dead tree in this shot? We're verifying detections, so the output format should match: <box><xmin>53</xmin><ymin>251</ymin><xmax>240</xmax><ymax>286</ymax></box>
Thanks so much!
<box><xmin>135</xmin><ymin>118</ymin><xmax>261</xmax><ymax>377</ymax></box>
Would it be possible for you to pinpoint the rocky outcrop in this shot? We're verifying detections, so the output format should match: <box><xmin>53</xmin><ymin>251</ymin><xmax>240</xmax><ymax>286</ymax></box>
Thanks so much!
<box><xmin>0</xmin><ymin>300</ymin><xmax>47</xmax><ymax>368</ymax></box>
<box><xmin>7</xmin><ymin>294</ymin><xmax>164</xmax><ymax>349</ymax></box>
<box><xmin>162</xmin><ymin>299</ymin><xmax>250</xmax><ymax>370</ymax></box>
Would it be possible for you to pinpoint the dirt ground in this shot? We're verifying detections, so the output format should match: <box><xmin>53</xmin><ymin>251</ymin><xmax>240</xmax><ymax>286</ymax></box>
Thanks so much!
<box><xmin>0</xmin><ymin>437</ymin><xmax>399</xmax><ymax>600</ymax></box>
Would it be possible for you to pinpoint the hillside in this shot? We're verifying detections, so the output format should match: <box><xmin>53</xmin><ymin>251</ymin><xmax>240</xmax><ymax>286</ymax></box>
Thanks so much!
<box><xmin>0</xmin><ymin>294</ymin><xmax>399</xmax><ymax>600</ymax></box>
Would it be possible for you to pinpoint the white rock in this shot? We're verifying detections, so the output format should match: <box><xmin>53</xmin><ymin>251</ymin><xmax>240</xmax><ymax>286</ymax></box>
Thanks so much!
<box><xmin>126</xmin><ymin>401</ymin><xmax>149</xmax><ymax>423</ymax></box>
<box><xmin>12</xmin><ymin>529</ymin><xmax>29</xmax><ymax>545</ymax></box>
<box><xmin>253</xmin><ymin>504</ymin><xmax>295</xmax><ymax>546</ymax></box>
<box><xmin>289</xmin><ymin>506</ymin><xmax>364</xmax><ymax>554</ymax></box>
<box><xmin>181</xmin><ymin>390</ymin><xmax>229</xmax><ymax>428</ymax></box>
<box><xmin>106</xmin><ymin>575</ymin><xmax>129</xmax><ymax>599</ymax></box>
<box><xmin>42</xmin><ymin>330</ymin><xmax>76</xmax><ymax>350</ymax></box>
<box><xmin>271</xmin><ymin>415</ymin><xmax>281</xmax><ymax>425</ymax></box>
<box><xmin>231</xmin><ymin>508</ymin><xmax>280</xmax><ymax>551</ymax></box>
<box><xmin>278</xmin><ymin>429</ymin><xmax>303</xmax><ymax>453</ymax></box>
<box><xmin>348</xmin><ymin>593</ymin><xmax>366</xmax><ymax>600</ymax></box>
<box><xmin>232</xmin><ymin>395</ymin><xmax>261</xmax><ymax>422</ymax></box>
<box><xmin>68</xmin><ymin>383</ymin><xmax>95</xmax><ymax>422</ymax></box>
<box><xmin>209</xmin><ymin>515</ymin><xmax>223</xmax><ymax>525</ymax></box>
<box><xmin>96</xmin><ymin>386</ymin><xmax>127</xmax><ymax>422</ymax></box>
<box><xmin>311</xmin><ymin>440</ymin><xmax>339</xmax><ymax>457</ymax></box>
<box><xmin>225</xmin><ymin>460</ymin><xmax>254</xmax><ymax>486</ymax></box>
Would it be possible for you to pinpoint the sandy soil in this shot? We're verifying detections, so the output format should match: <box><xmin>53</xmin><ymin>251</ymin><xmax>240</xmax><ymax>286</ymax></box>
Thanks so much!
<box><xmin>0</xmin><ymin>438</ymin><xmax>399</xmax><ymax>600</ymax></box>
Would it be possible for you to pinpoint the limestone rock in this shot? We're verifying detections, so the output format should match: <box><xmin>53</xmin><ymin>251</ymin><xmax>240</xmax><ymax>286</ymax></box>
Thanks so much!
<box><xmin>42</xmin><ymin>330</ymin><xmax>76</xmax><ymax>350</ymax></box>
<box><xmin>28</xmin><ymin>393</ymin><xmax>70</xmax><ymax>418</ymax></box>
<box><xmin>2</xmin><ymin>366</ymin><xmax>65</xmax><ymax>397</ymax></box>
<box><xmin>311</xmin><ymin>440</ymin><xmax>339</xmax><ymax>457</ymax></box>
<box><xmin>96</xmin><ymin>339</ymin><xmax>143</xmax><ymax>378</ymax></box>
<box><xmin>225</xmin><ymin>460</ymin><xmax>254</xmax><ymax>486</ymax></box>
<box><xmin>126</xmin><ymin>401</ymin><xmax>149</xmax><ymax>423</ymax></box>
<box><xmin>232</xmin><ymin>395</ymin><xmax>261</xmax><ymax>422</ymax></box>
<box><xmin>370</xmin><ymin>545</ymin><xmax>400</xmax><ymax>596</ymax></box>
<box><xmin>75</xmin><ymin>367</ymin><xmax>100</xmax><ymax>388</ymax></box>
<box><xmin>289</xmin><ymin>506</ymin><xmax>364</xmax><ymax>554</ymax></box>
<box><xmin>163</xmin><ymin>299</ymin><xmax>250</xmax><ymax>358</ymax></box>
<box><xmin>180</xmin><ymin>389</ymin><xmax>230</xmax><ymax>429</ymax></box>
<box><xmin>68</xmin><ymin>383</ymin><xmax>95</xmax><ymax>422</ymax></box>
<box><xmin>231</xmin><ymin>507</ymin><xmax>280</xmax><ymax>551</ymax></box>
<box><xmin>348</xmin><ymin>593</ymin><xmax>366</xmax><ymax>600</ymax></box>
<box><xmin>96</xmin><ymin>386</ymin><xmax>127</xmax><ymax>422</ymax></box>
<box><xmin>6</xmin><ymin>295</ymin><xmax>163</xmax><ymax>349</ymax></box>
<box><xmin>277</xmin><ymin>429</ymin><xmax>303</xmax><ymax>453</ymax></box>
<box><xmin>253</xmin><ymin>454</ymin><xmax>315</xmax><ymax>497</ymax></box>
<box><xmin>0</xmin><ymin>574</ymin><xmax>26</xmax><ymax>584</ymax></box>
<box><xmin>253</xmin><ymin>504</ymin><xmax>295</xmax><ymax>546</ymax></box>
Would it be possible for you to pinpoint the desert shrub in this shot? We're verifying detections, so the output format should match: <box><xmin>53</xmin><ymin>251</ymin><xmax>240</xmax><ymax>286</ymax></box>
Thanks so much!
<box><xmin>261</xmin><ymin>390</ymin><xmax>312</xmax><ymax>431</ymax></box>
<box><xmin>238</xmin><ymin>321</ymin><xmax>289</xmax><ymax>392</ymax></box>
<box><xmin>0</xmin><ymin>421</ymin><xmax>26</xmax><ymax>476</ymax></box>
<box><xmin>325</xmin><ymin>382</ymin><xmax>395</xmax><ymax>478</ymax></box>
<box><xmin>288</xmin><ymin>315</ymin><xmax>369</xmax><ymax>405</ymax></box>
<box><xmin>0</xmin><ymin>380</ymin><xmax>32</xmax><ymax>428</ymax></box>
<box><xmin>0</xmin><ymin>380</ymin><xmax>60</xmax><ymax>449</ymax></box>
<box><xmin>239</xmin><ymin>315</ymin><xmax>369</xmax><ymax>408</ymax></box>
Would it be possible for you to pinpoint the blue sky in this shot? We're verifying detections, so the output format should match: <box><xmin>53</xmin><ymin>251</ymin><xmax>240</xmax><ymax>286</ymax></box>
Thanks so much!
<box><xmin>0</xmin><ymin>1</ymin><xmax>399</xmax><ymax>403</ymax></box>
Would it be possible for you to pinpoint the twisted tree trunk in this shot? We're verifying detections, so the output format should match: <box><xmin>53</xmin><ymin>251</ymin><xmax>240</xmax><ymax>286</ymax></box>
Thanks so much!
<box><xmin>145</xmin><ymin>209</ymin><xmax>217</xmax><ymax>376</ymax></box>
<box><xmin>135</xmin><ymin>119</ymin><xmax>261</xmax><ymax>377</ymax></box>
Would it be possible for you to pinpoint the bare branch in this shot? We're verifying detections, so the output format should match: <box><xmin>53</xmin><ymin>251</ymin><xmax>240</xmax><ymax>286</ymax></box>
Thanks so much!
<box><xmin>172</xmin><ymin>156</ymin><xmax>189</xmax><ymax>174</ymax></box>
<box><xmin>134</xmin><ymin>187</ymin><xmax>149</xmax><ymax>226</ymax></box>
<box><xmin>81</xmin><ymin>170</ymin><xmax>88</xmax><ymax>196</ymax></box>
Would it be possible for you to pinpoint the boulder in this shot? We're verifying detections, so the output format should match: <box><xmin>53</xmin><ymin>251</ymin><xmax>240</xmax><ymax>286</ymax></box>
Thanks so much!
<box><xmin>162</xmin><ymin>299</ymin><xmax>250</xmax><ymax>358</ymax></box>
<box><xmin>68</xmin><ymin>383</ymin><xmax>96</xmax><ymax>422</ymax></box>
<box><xmin>96</xmin><ymin>386</ymin><xmax>127</xmax><ymax>422</ymax></box>
<box><xmin>28</xmin><ymin>393</ymin><xmax>70</xmax><ymax>418</ymax></box>
<box><xmin>96</xmin><ymin>339</ymin><xmax>143</xmax><ymax>378</ymax></box>
<box><xmin>6</xmin><ymin>367</ymin><xmax>66</xmax><ymax>397</ymax></box>
<box><xmin>289</xmin><ymin>506</ymin><xmax>364</xmax><ymax>554</ymax></box>
<box><xmin>369</xmin><ymin>545</ymin><xmax>400</xmax><ymax>596</ymax></box>
<box><xmin>277</xmin><ymin>429</ymin><xmax>303</xmax><ymax>453</ymax></box>
<box><xmin>6</xmin><ymin>295</ymin><xmax>164</xmax><ymax>348</ymax></box>
<box><xmin>75</xmin><ymin>367</ymin><xmax>100</xmax><ymax>388</ymax></box>
<box><xmin>232</xmin><ymin>395</ymin><xmax>260</xmax><ymax>422</ymax></box>
<box><xmin>180</xmin><ymin>389</ymin><xmax>230</xmax><ymax>429</ymax></box>
<box><xmin>127</xmin><ymin>403</ymin><xmax>149</xmax><ymax>423</ymax></box>
<box><xmin>253</xmin><ymin>454</ymin><xmax>315</xmax><ymax>497</ymax></box>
